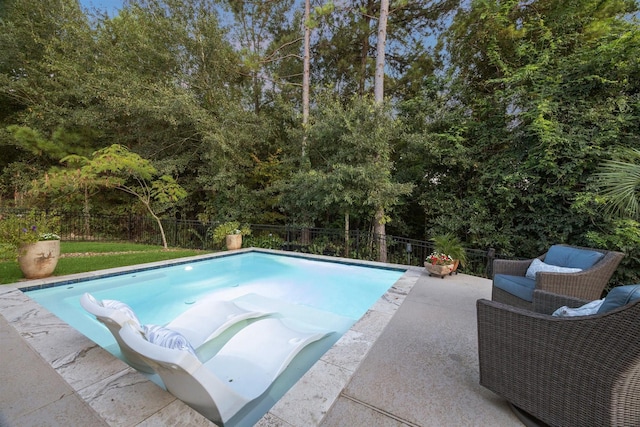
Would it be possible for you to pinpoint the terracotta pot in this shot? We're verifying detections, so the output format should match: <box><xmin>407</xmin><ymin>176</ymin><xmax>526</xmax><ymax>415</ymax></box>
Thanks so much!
<box><xmin>18</xmin><ymin>240</ymin><xmax>60</xmax><ymax>279</ymax></box>
<box><xmin>424</xmin><ymin>262</ymin><xmax>454</xmax><ymax>278</ymax></box>
<box><xmin>225</xmin><ymin>234</ymin><xmax>242</xmax><ymax>250</ymax></box>
<box><xmin>451</xmin><ymin>259</ymin><xmax>460</xmax><ymax>273</ymax></box>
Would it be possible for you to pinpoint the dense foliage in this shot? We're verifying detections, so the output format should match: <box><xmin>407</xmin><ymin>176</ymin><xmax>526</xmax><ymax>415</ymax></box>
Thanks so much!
<box><xmin>1</xmin><ymin>0</ymin><xmax>639</xmax><ymax>281</ymax></box>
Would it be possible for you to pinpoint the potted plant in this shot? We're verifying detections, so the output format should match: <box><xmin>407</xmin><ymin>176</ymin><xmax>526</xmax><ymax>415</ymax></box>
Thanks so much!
<box><xmin>424</xmin><ymin>252</ymin><xmax>455</xmax><ymax>278</ymax></box>
<box><xmin>212</xmin><ymin>221</ymin><xmax>251</xmax><ymax>250</ymax></box>
<box><xmin>0</xmin><ymin>210</ymin><xmax>61</xmax><ymax>279</ymax></box>
<box><xmin>431</xmin><ymin>233</ymin><xmax>468</xmax><ymax>273</ymax></box>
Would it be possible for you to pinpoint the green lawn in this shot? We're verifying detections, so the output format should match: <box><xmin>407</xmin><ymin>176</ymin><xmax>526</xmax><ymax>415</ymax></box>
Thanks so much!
<box><xmin>0</xmin><ymin>241</ymin><xmax>209</xmax><ymax>285</ymax></box>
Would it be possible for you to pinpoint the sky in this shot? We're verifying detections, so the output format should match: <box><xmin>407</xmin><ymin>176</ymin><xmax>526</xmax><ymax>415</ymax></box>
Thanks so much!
<box><xmin>79</xmin><ymin>0</ymin><xmax>123</xmax><ymax>16</ymax></box>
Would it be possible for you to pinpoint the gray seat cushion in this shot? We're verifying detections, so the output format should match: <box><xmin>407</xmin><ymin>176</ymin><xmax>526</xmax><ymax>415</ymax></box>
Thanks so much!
<box><xmin>597</xmin><ymin>284</ymin><xmax>640</xmax><ymax>314</ymax></box>
<box><xmin>494</xmin><ymin>274</ymin><xmax>536</xmax><ymax>302</ymax></box>
<box><xmin>544</xmin><ymin>245</ymin><xmax>605</xmax><ymax>270</ymax></box>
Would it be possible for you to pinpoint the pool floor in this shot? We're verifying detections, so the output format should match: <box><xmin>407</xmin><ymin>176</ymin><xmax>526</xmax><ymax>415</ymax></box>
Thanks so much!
<box><xmin>0</xmin><ymin>249</ymin><xmax>421</xmax><ymax>426</ymax></box>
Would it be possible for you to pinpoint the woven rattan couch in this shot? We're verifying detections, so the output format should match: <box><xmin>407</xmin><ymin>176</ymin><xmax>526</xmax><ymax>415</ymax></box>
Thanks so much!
<box><xmin>477</xmin><ymin>287</ymin><xmax>640</xmax><ymax>427</ymax></box>
<box><xmin>492</xmin><ymin>244</ymin><xmax>624</xmax><ymax>310</ymax></box>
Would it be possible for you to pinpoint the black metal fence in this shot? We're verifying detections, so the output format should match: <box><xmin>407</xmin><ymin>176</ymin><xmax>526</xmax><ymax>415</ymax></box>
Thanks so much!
<box><xmin>0</xmin><ymin>208</ymin><xmax>516</xmax><ymax>277</ymax></box>
<box><xmin>46</xmin><ymin>211</ymin><xmax>511</xmax><ymax>277</ymax></box>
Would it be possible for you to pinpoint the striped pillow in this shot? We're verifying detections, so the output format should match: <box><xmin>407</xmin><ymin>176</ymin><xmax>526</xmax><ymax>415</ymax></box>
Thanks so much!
<box><xmin>143</xmin><ymin>324</ymin><xmax>196</xmax><ymax>356</ymax></box>
<box><xmin>102</xmin><ymin>299</ymin><xmax>141</xmax><ymax>329</ymax></box>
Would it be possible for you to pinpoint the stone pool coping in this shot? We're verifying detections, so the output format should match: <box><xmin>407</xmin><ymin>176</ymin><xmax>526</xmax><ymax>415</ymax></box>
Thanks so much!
<box><xmin>0</xmin><ymin>248</ymin><xmax>419</xmax><ymax>426</ymax></box>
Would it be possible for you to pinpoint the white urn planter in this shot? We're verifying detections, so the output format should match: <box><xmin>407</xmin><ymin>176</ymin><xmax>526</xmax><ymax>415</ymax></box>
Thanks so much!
<box><xmin>225</xmin><ymin>234</ymin><xmax>242</xmax><ymax>250</ymax></box>
<box><xmin>18</xmin><ymin>240</ymin><xmax>61</xmax><ymax>279</ymax></box>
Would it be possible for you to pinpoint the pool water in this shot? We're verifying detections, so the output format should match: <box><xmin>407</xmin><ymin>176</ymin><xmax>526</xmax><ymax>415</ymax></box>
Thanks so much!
<box><xmin>26</xmin><ymin>251</ymin><xmax>405</xmax><ymax>426</ymax></box>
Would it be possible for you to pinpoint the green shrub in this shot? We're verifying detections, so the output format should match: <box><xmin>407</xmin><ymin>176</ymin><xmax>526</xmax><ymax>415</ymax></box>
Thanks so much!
<box><xmin>210</xmin><ymin>221</ymin><xmax>252</xmax><ymax>245</ymax></box>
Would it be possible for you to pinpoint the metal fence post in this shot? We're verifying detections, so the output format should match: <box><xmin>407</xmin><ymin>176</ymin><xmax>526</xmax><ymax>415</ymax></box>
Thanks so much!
<box><xmin>286</xmin><ymin>224</ymin><xmax>291</xmax><ymax>250</ymax></box>
<box><xmin>486</xmin><ymin>248</ymin><xmax>496</xmax><ymax>278</ymax></box>
<box><xmin>173</xmin><ymin>217</ymin><xmax>178</xmax><ymax>247</ymax></box>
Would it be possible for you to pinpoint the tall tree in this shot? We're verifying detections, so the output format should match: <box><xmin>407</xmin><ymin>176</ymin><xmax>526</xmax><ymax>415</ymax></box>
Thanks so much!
<box><xmin>0</xmin><ymin>0</ymin><xmax>96</xmax><ymax>189</ymax></box>
<box><xmin>302</xmin><ymin>0</ymin><xmax>311</xmax><ymax>158</ymax></box>
<box><xmin>311</xmin><ymin>0</ymin><xmax>457</xmax><ymax>100</ymax></box>
<box><xmin>281</xmin><ymin>93</ymin><xmax>413</xmax><ymax>254</ymax></box>
<box><xmin>64</xmin><ymin>145</ymin><xmax>187</xmax><ymax>249</ymax></box>
<box><xmin>220</xmin><ymin>0</ymin><xmax>296</xmax><ymax>113</ymax></box>
<box><xmin>374</xmin><ymin>0</ymin><xmax>389</xmax><ymax>103</ymax></box>
<box><xmin>438</xmin><ymin>0</ymin><xmax>640</xmax><ymax>254</ymax></box>
<box><xmin>373</xmin><ymin>0</ymin><xmax>390</xmax><ymax>261</ymax></box>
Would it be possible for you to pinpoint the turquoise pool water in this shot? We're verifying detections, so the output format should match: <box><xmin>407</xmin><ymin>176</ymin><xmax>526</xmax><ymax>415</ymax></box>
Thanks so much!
<box><xmin>25</xmin><ymin>251</ymin><xmax>405</xmax><ymax>426</ymax></box>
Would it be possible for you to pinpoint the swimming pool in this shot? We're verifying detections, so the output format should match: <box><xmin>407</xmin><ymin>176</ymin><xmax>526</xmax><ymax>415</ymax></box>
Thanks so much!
<box><xmin>24</xmin><ymin>251</ymin><xmax>405</xmax><ymax>426</ymax></box>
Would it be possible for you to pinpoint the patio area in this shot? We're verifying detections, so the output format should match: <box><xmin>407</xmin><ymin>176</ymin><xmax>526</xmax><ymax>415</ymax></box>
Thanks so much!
<box><xmin>319</xmin><ymin>272</ymin><xmax>519</xmax><ymax>426</ymax></box>
<box><xmin>0</xmin><ymin>253</ymin><xmax>520</xmax><ymax>426</ymax></box>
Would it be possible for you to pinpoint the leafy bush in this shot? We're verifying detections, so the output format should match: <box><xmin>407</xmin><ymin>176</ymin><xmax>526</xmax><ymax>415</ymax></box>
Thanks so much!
<box><xmin>210</xmin><ymin>221</ymin><xmax>251</xmax><ymax>245</ymax></box>
<box><xmin>0</xmin><ymin>210</ymin><xmax>60</xmax><ymax>260</ymax></box>
<box><xmin>243</xmin><ymin>233</ymin><xmax>284</xmax><ymax>249</ymax></box>
<box><xmin>584</xmin><ymin>219</ymin><xmax>640</xmax><ymax>288</ymax></box>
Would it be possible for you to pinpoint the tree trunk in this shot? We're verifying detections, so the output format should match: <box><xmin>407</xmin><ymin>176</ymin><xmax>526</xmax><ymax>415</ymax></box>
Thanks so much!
<box><xmin>253</xmin><ymin>72</ymin><xmax>260</xmax><ymax>114</ymax></box>
<box><xmin>359</xmin><ymin>0</ymin><xmax>374</xmax><ymax>96</ymax></box>
<box><xmin>143</xmin><ymin>201</ymin><xmax>169</xmax><ymax>250</ymax></box>
<box><xmin>374</xmin><ymin>0</ymin><xmax>389</xmax><ymax>103</ymax></box>
<box><xmin>374</xmin><ymin>206</ymin><xmax>386</xmax><ymax>262</ymax></box>
<box><xmin>302</xmin><ymin>0</ymin><xmax>311</xmax><ymax>158</ymax></box>
<box><xmin>373</xmin><ymin>0</ymin><xmax>389</xmax><ymax>262</ymax></box>
<box><xmin>344</xmin><ymin>210</ymin><xmax>350</xmax><ymax>256</ymax></box>
<box><xmin>83</xmin><ymin>184</ymin><xmax>91</xmax><ymax>237</ymax></box>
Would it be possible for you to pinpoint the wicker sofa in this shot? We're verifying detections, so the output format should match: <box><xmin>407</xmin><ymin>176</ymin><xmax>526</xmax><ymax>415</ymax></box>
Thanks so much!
<box><xmin>477</xmin><ymin>286</ymin><xmax>640</xmax><ymax>427</ymax></box>
<box><xmin>492</xmin><ymin>244</ymin><xmax>624</xmax><ymax>310</ymax></box>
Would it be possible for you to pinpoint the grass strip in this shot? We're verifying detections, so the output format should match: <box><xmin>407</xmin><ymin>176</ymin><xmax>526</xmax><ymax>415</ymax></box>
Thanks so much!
<box><xmin>60</xmin><ymin>241</ymin><xmax>173</xmax><ymax>254</ymax></box>
<box><xmin>0</xmin><ymin>242</ymin><xmax>207</xmax><ymax>285</ymax></box>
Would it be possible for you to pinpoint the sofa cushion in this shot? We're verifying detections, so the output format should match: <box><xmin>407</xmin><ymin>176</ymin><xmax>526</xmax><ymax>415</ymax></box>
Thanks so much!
<box><xmin>494</xmin><ymin>274</ymin><xmax>537</xmax><ymax>302</ymax></box>
<box><xmin>525</xmin><ymin>258</ymin><xmax>582</xmax><ymax>279</ymax></box>
<box><xmin>597</xmin><ymin>284</ymin><xmax>640</xmax><ymax>314</ymax></box>
<box><xmin>544</xmin><ymin>245</ymin><xmax>605</xmax><ymax>270</ymax></box>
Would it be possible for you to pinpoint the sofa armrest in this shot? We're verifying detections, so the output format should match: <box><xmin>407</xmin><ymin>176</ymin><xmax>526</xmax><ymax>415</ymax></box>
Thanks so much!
<box><xmin>532</xmin><ymin>290</ymin><xmax>590</xmax><ymax>315</ymax></box>
<box><xmin>535</xmin><ymin>250</ymin><xmax>624</xmax><ymax>300</ymax></box>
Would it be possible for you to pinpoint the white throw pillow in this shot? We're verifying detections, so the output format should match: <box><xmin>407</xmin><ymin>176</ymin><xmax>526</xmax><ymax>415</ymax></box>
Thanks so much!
<box><xmin>552</xmin><ymin>299</ymin><xmax>604</xmax><ymax>317</ymax></box>
<box><xmin>143</xmin><ymin>324</ymin><xmax>197</xmax><ymax>356</ymax></box>
<box><xmin>525</xmin><ymin>258</ymin><xmax>582</xmax><ymax>279</ymax></box>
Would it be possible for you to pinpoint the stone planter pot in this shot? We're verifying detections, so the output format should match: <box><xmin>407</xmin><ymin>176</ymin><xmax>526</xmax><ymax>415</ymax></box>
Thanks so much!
<box><xmin>18</xmin><ymin>240</ymin><xmax>61</xmax><ymax>279</ymax></box>
<box><xmin>424</xmin><ymin>262</ymin><xmax>454</xmax><ymax>278</ymax></box>
<box><xmin>225</xmin><ymin>234</ymin><xmax>242</xmax><ymax>250</ymax></box>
